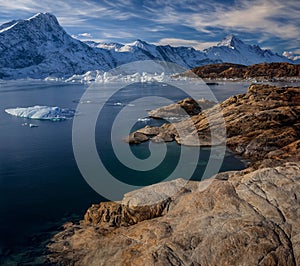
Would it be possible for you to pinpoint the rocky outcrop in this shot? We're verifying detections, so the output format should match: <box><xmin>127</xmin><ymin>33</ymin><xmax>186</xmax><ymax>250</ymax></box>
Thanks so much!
<box><xmin>148</xmin><ymin>98</ymin><xmax>215</xmax><ymax>119</ymax></box>
<box><xmin>180</xmin><ymin>62</ymin><xmax>300</xmax><ymax>81</ymax></box>
<box><xmin>47</xmin><ymin>84</ymin><xmax>300</xmax><ymax>265</ymax></box>
<box><xmin>48</xmin><ymin>163</ymin><xmax>300</xmax><ymax>265</ymax></box>
<box><xmin>82</xmin><ymin>178</ymin><xmax>189</xmax><ymax>228</ymax></box>
<box><xmin>128</xmin><ymin>84</ymin><xmax>300</xmax><ymax>166</ymax></box>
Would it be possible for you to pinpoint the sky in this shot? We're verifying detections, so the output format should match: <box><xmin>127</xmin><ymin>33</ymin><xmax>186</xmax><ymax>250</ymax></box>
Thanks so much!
<box><xmin>0</xmin><ymin>0</ymin><xmax>299</xmax><ymax>54</ymax></box>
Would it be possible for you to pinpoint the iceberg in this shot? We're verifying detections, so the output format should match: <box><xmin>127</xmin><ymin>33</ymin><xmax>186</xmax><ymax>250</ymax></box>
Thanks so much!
<box><xmin>29</xmin><ymin>123</ymin><xmax>38</xmax><ymax>128</ymax></box>
<box><xmin>137</xmin><ymin>117</ymin><xmax>151</xmax><ymax>122</ymax></box>
<box><xmin>65</xmin><ymin>71</ymin><xmax>180</xmax><ymax>84</ymax></box>
<box><xmin>5</xmin><ymin>105</ymin><xmax>75</xmax><ymax>121</ymax></box>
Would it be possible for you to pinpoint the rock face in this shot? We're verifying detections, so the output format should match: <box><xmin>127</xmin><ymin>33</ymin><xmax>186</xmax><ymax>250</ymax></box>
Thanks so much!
<box><xmin>48</xmin><ymin>163</ymin><xmax>300</xmax><ymax>265</ymax></box>
<box><xmin>128</xmin><ymin>84</ymin><xmax>300</xmax><ymax>166</ymax></box>
<box><xmin>181</xmin><ymin>62</ymin><xmax>300</xmax><ymax>81</ymax></box>
<box><xmin>148</xmin><ymin>98</ymin><xmax>215</xmax><ymax>119</ymax></box>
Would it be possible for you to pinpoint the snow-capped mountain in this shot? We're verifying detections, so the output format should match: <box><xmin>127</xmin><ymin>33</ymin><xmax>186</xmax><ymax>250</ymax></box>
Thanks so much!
<box><xmin>0</xmin><ymin>13</ymin><xmax>297</xmax><ymax>79</ymax></box>
<box><xmin>92</xmin><ymin>39</ymin><xmax>214</xmax><ymax>68</ymax></box>
<box><xmin>0</xmin><ymin>13</ymin><xmax>113</xmax><ymax>79</ymax></box>
<box><xmin>204</xmin><ymin>35</ymin><xmax>290</xmax><ymax>65</ymax></box>
<box><xmin>88</xmin><ymin>36</ymin><xmax>295</xmax><ymax>68</ymax></box>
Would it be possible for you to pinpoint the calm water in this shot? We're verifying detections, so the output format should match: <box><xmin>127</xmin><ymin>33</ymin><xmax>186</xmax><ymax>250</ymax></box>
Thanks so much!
<box><xmin>0</xmin><ymin>79</ymin><xmax>250</xmax><ymax>263</ymax></box>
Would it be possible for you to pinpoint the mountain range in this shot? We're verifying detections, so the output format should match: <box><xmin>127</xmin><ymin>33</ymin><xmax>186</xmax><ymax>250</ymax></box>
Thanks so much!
<box><xmin>0</xmin><ymin>12</ymin><xmax>298</xmax><ymax>79</ymax></box>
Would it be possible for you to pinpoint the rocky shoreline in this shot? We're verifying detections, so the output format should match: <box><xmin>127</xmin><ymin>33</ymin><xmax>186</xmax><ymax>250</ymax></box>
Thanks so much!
<box><xmin>127</xmin><ymin>84</ymin><xmax>300</xmax><ymax>168</ymax></box>
<box><xmin>178</xmin><ymin>62</ymin><xmax>300</xmax><ymax>82</ymax></box>
<box><xmin>47</xmin><ymin>84</ymin><xmax>300</xmax><ymax>265</ymax></box>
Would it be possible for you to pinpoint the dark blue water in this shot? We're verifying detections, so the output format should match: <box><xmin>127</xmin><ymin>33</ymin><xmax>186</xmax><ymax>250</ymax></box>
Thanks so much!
<box><xmin>0</xmin><ymin>80</ymin><xmax>248</xmax><ymax>263</ymax></box>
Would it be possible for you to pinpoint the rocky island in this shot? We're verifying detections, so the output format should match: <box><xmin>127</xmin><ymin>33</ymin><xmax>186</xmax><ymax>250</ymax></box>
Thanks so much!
<box><xmin>179</xmin><ymin>62</ymin><xmax>300</xmax><ymax>82</ymax></box>
<box><xmin>48</xmin><ymin>84</ymin><xmax>300</xmax><ymax>265</ymax></box>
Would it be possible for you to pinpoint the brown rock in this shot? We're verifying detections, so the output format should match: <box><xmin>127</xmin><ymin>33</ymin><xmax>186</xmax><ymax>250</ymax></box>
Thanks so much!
<box><xmin>149</xmin><ymin>97</ymin><xmax>215</xmax><ymax>119</ymax></box>
<box><xmin>125</xmin><ymin>132</ymin><xmax>149</xmax><ymax>144</ymax></box>
<box><xmin>151</xmin><ymin>132</ymin><xmax>175</xmax><ymax>143</ymax></box>
<box><xmin>179</xmin><ymin>62</ymin><xmax>300</xmax><ymax>81</ymax></box>
<box><xmin>128</xmin><ymin>84</ymin><xmax>300</xmax><ymax>165</ymax></box>
<box><xmin>48</xmin><ymin>163</ymin><xmax>300</xmax><ymax>265</ymax></box>
<box><xmin>84</xmin><ymin>200</ymin><xmax>170</xmax><ymax>228</ymax></box>
<box><xmin>136</xmin><ymin>125</ymin><xmax>160</xmax><ymax>136</ymax></box>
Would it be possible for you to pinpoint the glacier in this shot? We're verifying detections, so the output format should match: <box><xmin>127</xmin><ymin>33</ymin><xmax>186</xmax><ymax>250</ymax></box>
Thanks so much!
<box><xmin>5</xmin><ymin>106</ymin><xmax>75</xmax><ymax>121</ymax></box>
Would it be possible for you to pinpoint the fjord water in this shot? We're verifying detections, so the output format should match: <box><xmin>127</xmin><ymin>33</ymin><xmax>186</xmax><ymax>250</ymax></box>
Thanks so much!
<box><xmin>0</xmin><ymin>80</ymin><xmax>248</xmax><ymax>262</ymax></box>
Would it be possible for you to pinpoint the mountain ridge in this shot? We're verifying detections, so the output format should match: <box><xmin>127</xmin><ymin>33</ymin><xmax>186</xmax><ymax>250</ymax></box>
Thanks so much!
<box><xmin>0</xmin><ymin>12</ymin><xmax>298</xmax><ymax>79</ymax></box>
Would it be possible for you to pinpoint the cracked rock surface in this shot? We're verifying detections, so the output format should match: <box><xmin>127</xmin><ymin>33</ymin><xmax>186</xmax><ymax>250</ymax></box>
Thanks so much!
<box><xmin>48</xmin><ymin>163</ymin><xmax>300</xmax><ymax>265</ymax></box>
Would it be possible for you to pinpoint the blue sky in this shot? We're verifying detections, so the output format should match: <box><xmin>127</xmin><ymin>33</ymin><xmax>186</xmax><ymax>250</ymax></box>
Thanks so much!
<box><xmin>0</xmin><ymin>0</ymin><xmax>299</xmax><ymax>54</ymax></box>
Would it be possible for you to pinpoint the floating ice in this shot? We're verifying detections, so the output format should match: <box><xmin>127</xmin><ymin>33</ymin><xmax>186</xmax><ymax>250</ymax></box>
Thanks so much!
<box><xmin>5</xmin><ymin>105</ymin><xmax>75</xmax><ymax>121</ymax></box>
<box><xmin>137</xmin><ymin>117</ymin><xmax>151</xmax><ymax>122</ymax></box>
<box><xmin>112</xmin><ymin>102</ymin><xmax>135</xmax><ymax>107</ymax></box>
<box><xmin>64</xmin><ymin>71</ymin><xmax>198</xmax><ymax>84</ymax></box>
<box><xmin>29</xmin><ymin>123</ymin><xmax>38</xmax><ymax>128</ymax></box>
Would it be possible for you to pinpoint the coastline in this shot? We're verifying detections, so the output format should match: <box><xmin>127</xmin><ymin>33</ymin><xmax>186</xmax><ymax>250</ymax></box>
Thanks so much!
<box><xmin>47</xmin><ymin>83</ymin><xmax>300</xmax><ymax>265</ymax></box>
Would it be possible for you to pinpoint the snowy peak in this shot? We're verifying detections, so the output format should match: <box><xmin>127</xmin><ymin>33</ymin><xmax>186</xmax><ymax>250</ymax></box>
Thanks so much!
<box><xmin>217</xmin><ymin>35</ymin><xmax>244</xmax><ymax>49</ymax></box>
<box><xmin>130</xmin><ymin>39</ymin><xmax>150</xmax><ymax>49</ymax></box>
<box><xmin>85</xmin><ymin>41</ymin><xmax>124</xmax><ymax>52</ymax></box>
<box><xmin>204</xmin><ymin>34</ymin><xmax>290</xmax><ymax>65</ymax></box>
<box><xmin>26</xmin><ymin>12</ymin><xmax>62</xmax><ymax>30</ymax></box>
<box><xmin>0</xmin><ymin>12</ymin><xmax>62</xmax><ymax>34</ymax></box>
<box><xmin>27</xmin><ymin>12</ymin><xmax>59</xmax><ymax>23</ymax></box>
<box><xmin>121</xmin><ymin>39</ymin><xmax>155</xmax><ymax>53</ymax></box>
<box><xmin>0</xmin><ymin>12</ymin><xmax>113</xmax><ymax>79</ymax></box>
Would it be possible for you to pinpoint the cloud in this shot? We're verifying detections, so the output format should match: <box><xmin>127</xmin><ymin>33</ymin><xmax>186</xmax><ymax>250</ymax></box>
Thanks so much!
<box><xmin>209</xmin><ymin>0</ymin><xmax>299</xmax><ymax>39</ymax></box>
<box><xmin>293</xmin><ymin>49</ymin><xmax>300</xmax><ymax>54</ymax></box>
<box><xmin>147</xmin><ymin>26</ymin><xmax>168</xmax><ymax>32</ymax></box>
<box><xmin>0</xmin><ymin>0</ymin><xmax>141</xmax><ymax>24</ymax></box>
<box><xmin>147</xmin><ymin>0</ymin><xmax>300</xmax><ymax>40</ymax></box>
<box><xmin>103</xmin><ymin>31</ymin><xmax>135</xmax><ymax>39</ymax></box>
<box><xmin>79</xmin><ymin>33</ymin><xmax>92</xmax><ymax>38</ymax></box>
<box><xmin>72</xmin><ymin>32</ymin><xmax>93</xmax><ymax>40</ymax></box>
<box><xmin>155</xmin><ymin>38</ymin><xmax>217</xmax><ymax>50</ymax></box>
<box><xmin>283</xmin><ymin>51</ymin><xmax>300</xmax><ymax>60</ymax></box>
<box><xmin>0</xmin><ymin>0</ymin><xmax>298</xmax><ymax>52</ymax></box>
